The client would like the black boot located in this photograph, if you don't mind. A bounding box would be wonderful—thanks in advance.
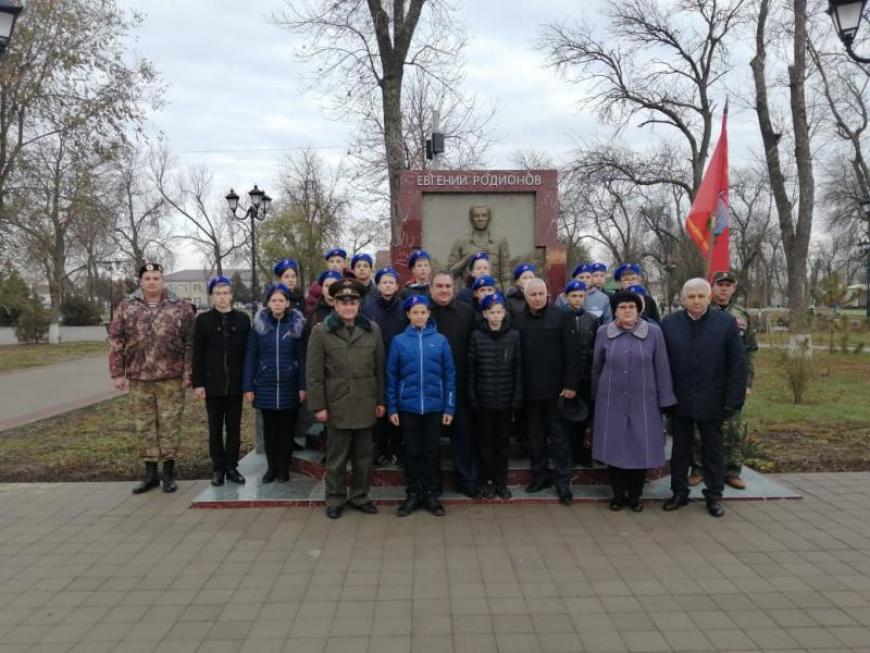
[132,462,159,495]
[162,460,177,493]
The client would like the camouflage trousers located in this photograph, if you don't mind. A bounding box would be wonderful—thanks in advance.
[691,410,744,477]
[129,378,185,463]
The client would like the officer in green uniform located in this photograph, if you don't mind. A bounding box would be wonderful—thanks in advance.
[689,270,757,489]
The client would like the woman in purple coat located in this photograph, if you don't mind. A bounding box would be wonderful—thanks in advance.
[591,291,676,512]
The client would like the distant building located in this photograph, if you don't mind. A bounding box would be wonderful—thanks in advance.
[164,269,252,308]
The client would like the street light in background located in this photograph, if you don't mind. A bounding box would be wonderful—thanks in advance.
[99,259,126,327]
[827,0,870,64]
[225,185,271,311]
[0,0,22,58]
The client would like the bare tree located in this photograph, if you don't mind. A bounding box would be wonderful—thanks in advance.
[728,166,777,306]
[750,0,815,339]
[150,145,245,276]
[538,0,747,202]
[273,0,466,247]
[109,144,174,270]
[258,148,350,288]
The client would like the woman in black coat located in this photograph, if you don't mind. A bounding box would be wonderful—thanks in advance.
[192,277,251,486]
[468,293,523,499]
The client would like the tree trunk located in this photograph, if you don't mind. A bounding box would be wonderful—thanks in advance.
[382,65,405,247]
[750,0,813,352]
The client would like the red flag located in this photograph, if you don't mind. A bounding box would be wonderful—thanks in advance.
[685,107,730,280]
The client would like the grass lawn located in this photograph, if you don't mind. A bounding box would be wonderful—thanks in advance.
[0,341,108,373]
[743,349,870,472]
[0,393,256,482]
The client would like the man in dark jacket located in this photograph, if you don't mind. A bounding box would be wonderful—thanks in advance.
[513,278,580,504]
[559,280,600,466]
[362,267,407,465]
[193,277,251,486]
[429,270,479,497]
[661,277,747,518]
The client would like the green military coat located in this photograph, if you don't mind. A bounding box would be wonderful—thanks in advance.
[717,302,759,388]
[306,312,385,430]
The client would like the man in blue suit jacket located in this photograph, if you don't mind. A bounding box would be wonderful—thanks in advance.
[661,278,746,518]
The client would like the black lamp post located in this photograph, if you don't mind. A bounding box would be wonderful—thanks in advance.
[828,0,870,64]
[226,185,271,311]
[0,0,22,58]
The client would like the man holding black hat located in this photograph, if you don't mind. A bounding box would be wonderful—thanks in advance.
[307,278,386,519]
[192,276,251,486]
[109,262,195,494]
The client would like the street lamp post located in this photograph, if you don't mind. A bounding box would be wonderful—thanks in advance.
[0,1,23,58]
[225,185,271,311]
[827,0,870,64]
[99,259,125,328]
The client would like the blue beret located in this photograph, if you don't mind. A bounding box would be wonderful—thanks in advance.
[480,292,506,311]
[590,262,608,273]
[467,251,490,269]
[513,263,536,280]
[402,294,431,311]
[207,276,232,295]
[351,253,373,268]
[273,258,298,277]
[614,263,642,280]
[571,263,592,278]
[565,280,587,294]
[626,284,648,296]
[324,248,348,261]
[374,267,398,284]
[318,269,344,286]
[407,249,431,269]
[264,282,291,300]
[471,275,497,291]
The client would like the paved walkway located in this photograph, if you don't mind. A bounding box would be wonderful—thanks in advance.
[0,356,121,432]
[1,473,869,652]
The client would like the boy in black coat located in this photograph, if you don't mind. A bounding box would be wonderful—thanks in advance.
[192,277,251,486]
[661,278,746,518]
[559,280,600,466]
[468,293,522,499]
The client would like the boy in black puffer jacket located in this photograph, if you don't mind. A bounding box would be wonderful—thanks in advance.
[559,280,600,466]
[468,293,523,499]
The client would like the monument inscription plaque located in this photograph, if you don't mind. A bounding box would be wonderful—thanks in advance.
[396,170,565,294]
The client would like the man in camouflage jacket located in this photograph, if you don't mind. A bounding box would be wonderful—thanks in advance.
[109,263,195,494]
[708,270,758,489]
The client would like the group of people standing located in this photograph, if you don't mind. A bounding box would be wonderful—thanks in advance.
[108,247,756,520]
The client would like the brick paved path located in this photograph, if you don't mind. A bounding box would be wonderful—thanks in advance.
[1,473,869,652]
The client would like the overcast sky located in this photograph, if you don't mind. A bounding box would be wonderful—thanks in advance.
[119,0,775,269]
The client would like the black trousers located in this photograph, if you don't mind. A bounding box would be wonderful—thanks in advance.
[526,398,571,488]
[671,416,725,500]
[475,408,512,487]
[401,412,442,497]
[206,395,243,471]
[261,409,299,476]
[375,415,403,460]
[607,466,647,502]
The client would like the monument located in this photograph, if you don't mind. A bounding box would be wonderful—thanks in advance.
[447,205,512,288]
[395,170,565,294]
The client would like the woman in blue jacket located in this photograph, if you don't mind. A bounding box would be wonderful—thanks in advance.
[242,283,306,483]
[387,295,456,517]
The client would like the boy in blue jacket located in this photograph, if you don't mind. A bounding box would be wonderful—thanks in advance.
[387,295,456,517]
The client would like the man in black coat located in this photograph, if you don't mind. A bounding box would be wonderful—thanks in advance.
[513,278,580,504]
[192,277,251,486]
[429,270,479,497]
[661,277,747,517]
